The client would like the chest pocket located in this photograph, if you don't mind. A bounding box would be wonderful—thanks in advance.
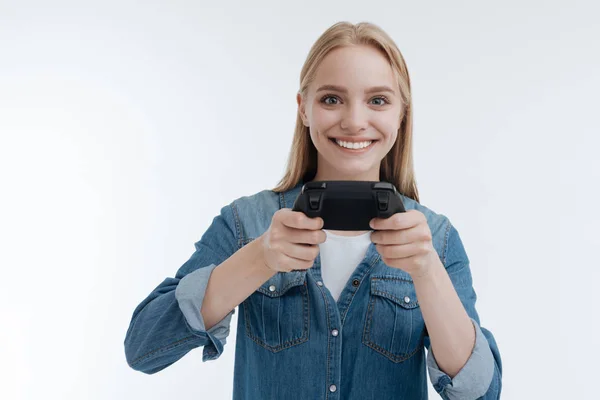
[362,275,426,363]
[242,269,310,352]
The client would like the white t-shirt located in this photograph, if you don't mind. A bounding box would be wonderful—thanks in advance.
[318,230,373,301]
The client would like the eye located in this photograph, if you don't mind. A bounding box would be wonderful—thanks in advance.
[320,95,340,105]
[319,94,390,106]
[370,96,389,106]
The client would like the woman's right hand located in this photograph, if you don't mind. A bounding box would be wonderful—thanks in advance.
[260,208,326,273]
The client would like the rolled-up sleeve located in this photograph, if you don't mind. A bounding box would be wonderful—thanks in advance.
[424,219,503,399]
[427,318,494,399]
[175,264,235,362]
[124,204,239,374]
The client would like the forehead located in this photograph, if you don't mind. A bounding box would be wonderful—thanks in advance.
[313,45,396,89]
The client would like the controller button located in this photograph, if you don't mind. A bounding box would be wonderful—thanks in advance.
[305,181,327,190]
[373,182,393,190]
[309,193,321,210]
[377,192,390,211]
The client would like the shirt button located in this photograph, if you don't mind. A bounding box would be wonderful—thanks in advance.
[352,279,360,287]
[331,329,339,337]
[404,296,411,303]
[316,281,323,286]
[269,285,276,292]
[329,384,337,392]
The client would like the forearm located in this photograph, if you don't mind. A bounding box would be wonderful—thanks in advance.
[201,236,276,330]
[412,258,475,378]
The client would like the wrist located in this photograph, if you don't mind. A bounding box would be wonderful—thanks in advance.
[252,235,277,278]
[411,254,444,282]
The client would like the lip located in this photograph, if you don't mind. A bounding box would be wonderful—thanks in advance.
[329,137,377,153]
[330,137,378,143]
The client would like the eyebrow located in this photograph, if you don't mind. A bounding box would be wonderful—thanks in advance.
[315,84,396,95]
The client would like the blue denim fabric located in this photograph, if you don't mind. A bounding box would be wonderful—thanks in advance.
[124,181,503,399]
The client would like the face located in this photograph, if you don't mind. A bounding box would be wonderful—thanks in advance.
[297,44,404,182]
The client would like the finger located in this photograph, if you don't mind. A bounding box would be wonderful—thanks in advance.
[371,227,423,245]
[376,242,415,259]
[281,242,320,262]
[377,241,429,259]
[285,226,327,245]
[371,210,420,231]
[371,229,402,245]
[281,210,324,231]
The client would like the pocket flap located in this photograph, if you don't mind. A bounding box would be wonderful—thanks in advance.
[370,275,419,309]
[258,270,307,297]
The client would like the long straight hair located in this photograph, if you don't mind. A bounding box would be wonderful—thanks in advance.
[272,21,419,203]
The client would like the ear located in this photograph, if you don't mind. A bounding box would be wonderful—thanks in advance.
[296,92,309,127]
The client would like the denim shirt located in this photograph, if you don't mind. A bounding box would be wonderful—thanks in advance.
[124,181,503,399]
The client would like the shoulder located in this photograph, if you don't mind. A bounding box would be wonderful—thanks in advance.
[400,194,449,231]
[227,188,283,241]
[229,181,303,216]
[230,188,281,214]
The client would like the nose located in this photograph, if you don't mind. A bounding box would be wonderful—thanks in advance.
[340,103,368,133]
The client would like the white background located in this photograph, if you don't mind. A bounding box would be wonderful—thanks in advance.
[1,1,599,399]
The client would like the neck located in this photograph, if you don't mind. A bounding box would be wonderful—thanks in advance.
[312,170,380,182]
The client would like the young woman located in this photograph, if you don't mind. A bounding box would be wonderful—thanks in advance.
[125,21,503,400]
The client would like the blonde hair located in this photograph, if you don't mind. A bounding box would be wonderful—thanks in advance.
[272,21,420,203]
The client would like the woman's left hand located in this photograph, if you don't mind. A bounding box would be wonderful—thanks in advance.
[370,210,442,278]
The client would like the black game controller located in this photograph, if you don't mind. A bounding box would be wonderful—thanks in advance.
[292,181,406,230]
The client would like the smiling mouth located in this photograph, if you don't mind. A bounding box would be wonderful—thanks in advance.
[329,137,377,150]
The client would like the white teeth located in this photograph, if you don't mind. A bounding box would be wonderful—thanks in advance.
[335,139,373,149]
